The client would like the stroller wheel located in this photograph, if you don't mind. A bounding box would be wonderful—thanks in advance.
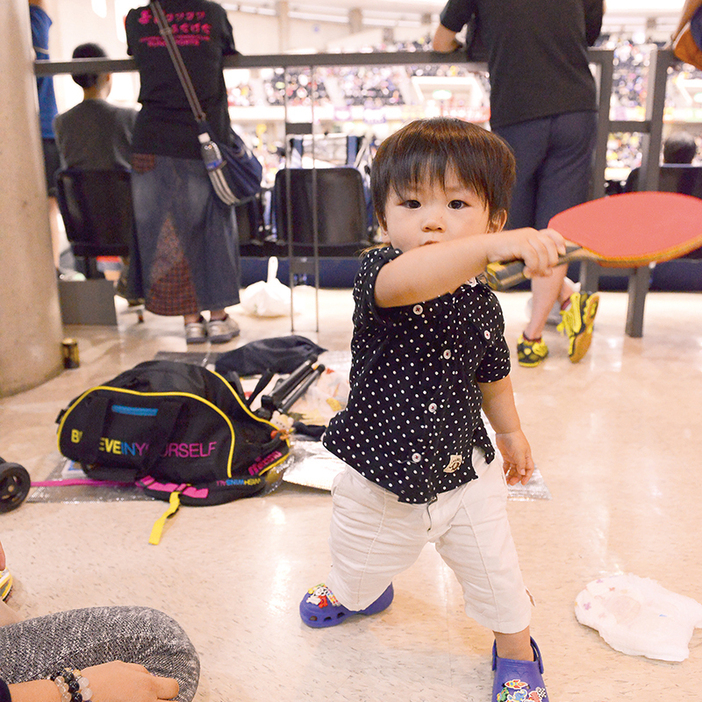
[0,460,31,513]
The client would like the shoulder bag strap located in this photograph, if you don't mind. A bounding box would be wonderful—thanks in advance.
[150,1,206,124]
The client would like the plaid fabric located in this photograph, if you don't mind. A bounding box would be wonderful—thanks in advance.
[147,215,200,316]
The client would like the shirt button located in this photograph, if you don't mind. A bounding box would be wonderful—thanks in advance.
[484,330,491,340]
[413,304,423,315]
[428,402,438,413]
[443,349,452,359]
[411,452,422,463]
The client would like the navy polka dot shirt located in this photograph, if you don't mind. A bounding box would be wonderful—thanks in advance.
[323,246,511,504]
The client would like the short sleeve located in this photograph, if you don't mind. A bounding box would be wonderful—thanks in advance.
[352,247,400,331]
[217,5,238,55]
[439,0,476,34]
[475,334,511,383]
[583,0,604,46]
[0,678,11,702]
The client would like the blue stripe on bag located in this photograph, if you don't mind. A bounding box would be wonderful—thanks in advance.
[112,405,159,416]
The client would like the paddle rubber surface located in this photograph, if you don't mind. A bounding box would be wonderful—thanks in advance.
[548,191,702,267]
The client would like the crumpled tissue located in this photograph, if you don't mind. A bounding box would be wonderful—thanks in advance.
[575,573,702,661]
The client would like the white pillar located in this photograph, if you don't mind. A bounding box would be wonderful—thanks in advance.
[277,1,290,53]
[349,8,363,35]
[0,0,63,397]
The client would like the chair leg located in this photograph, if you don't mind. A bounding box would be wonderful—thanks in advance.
[579,259,600,293]
[625,265,651,338]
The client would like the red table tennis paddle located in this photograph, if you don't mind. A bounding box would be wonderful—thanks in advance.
[485,191,702,290]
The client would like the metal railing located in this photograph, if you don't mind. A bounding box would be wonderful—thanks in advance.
[36,47,676,336]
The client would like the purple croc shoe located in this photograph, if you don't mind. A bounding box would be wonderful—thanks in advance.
[300,583,394,628]
[492,638,549,702]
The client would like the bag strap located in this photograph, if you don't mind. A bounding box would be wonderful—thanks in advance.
[150,1,206,124]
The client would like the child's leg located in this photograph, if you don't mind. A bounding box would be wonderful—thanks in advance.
[432,452,548,698]
[433,454,532,636]
[325,466,428,610]
[493,626,533,660]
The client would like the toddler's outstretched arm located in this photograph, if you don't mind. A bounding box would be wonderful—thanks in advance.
[375,228,565,308]
[479,377,535,486]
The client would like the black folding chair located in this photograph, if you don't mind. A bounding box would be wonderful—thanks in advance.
[55,169,134,277]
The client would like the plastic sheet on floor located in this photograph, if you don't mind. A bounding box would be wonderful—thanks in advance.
[26,459,151,503]
[282,439,552,501]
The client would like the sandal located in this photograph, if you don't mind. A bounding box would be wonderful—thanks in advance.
[185,316,207,344]
[300,583,394,628]
[492,638,548,701]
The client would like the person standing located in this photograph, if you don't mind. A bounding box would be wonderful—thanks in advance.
[28,0,63,272]
[125,0,242,344]
[433,0,604,367]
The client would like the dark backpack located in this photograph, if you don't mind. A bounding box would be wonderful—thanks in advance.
[56,361,289,507]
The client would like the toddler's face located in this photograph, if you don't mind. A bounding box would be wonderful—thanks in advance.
[381,170,499,253]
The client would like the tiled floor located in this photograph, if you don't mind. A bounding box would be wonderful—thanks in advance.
[1,285,701,701]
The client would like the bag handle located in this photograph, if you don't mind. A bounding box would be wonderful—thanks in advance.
[139,399,184,474]
[78,395,110,465]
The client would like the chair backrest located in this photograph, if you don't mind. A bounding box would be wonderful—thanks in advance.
[55,169,134,258]
[624,165,702,259]
[273,167,370,256]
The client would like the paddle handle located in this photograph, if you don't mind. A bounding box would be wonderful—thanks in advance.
[485,245,584,291]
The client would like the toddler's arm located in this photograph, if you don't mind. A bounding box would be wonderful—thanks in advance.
[479,376,535,486]
[375,228,565,308]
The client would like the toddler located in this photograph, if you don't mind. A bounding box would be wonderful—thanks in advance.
[300,117,565,701]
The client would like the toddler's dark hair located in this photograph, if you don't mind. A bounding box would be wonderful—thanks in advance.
[72,43,108,90]
[371,117,516,230]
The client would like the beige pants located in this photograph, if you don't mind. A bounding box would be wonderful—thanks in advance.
[326,448,532,634]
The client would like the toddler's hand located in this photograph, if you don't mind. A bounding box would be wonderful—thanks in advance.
[488,227,566,279]
[495,429,535,486]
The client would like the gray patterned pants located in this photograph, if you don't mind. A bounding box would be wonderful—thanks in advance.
[0,606,199,701]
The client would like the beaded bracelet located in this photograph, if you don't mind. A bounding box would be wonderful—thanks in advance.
[50,667,93,702]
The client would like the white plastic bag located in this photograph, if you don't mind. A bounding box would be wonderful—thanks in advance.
[240,257,290,317]
[575,573,702,661]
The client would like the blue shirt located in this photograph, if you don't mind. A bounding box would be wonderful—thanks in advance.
[30,4,58,139]
[323,246,511,504]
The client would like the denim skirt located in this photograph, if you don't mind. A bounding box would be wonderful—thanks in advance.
[130,154,240,316]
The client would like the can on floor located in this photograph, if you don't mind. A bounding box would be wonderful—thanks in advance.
[61,338,80,369]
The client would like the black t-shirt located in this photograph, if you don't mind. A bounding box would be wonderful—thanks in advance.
[323,247,511,504]
[439,0,602,129]
[126,0,237,159]
[0,679,10,702]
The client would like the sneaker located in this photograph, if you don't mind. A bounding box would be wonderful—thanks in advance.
[517,334,549,368]
[300,583,394,628]
[557,291,599,363]
[0,569,12,601]
[206,315,240,344]
[185,316,207,344]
